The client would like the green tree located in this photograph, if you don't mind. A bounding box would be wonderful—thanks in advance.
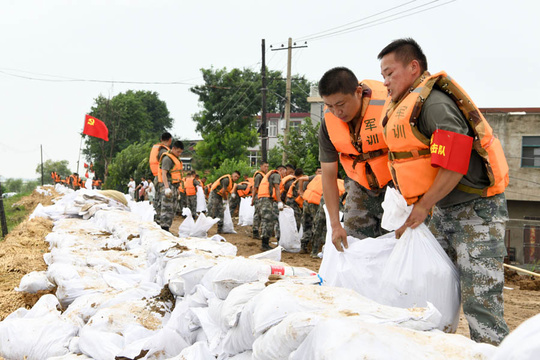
[2,178,23,193]
[35,159,71,184]
[272,117,321,175]
[83,90,173,182]
[206,158,254,184]
[106,141,154,192]
[190,67,314,171]
[22,180,39,193]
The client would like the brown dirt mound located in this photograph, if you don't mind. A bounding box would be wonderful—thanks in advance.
[505,267,540,291]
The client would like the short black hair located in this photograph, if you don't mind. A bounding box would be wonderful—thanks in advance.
[285,163,295,170]
[294,168,304,177]
[318,67,359,97]
[172,140,184,149]
[233,170,241,177]
[161,132,172,141]
[377,38,428,73]
[276,165,286,170]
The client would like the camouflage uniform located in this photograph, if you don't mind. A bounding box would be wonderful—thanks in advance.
[186,194,197,217]
[178,190,187,214]
[259,197,278,240]
[343,178,387,239]
[300,201,319,252]
[160,186,178,229]
[429,193,509,345]
[153,178,163,223]
[311,197,327,257]
[208,191,225,233]
[229,194,241,217]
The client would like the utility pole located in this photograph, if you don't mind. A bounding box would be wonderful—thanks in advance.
[40,144,44,186]
[261,39,268,163]
[271,38,308,164]
[0,181,8,237]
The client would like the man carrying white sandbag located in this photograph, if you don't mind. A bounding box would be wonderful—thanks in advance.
[318,67,392,249]
[377,38,510,345]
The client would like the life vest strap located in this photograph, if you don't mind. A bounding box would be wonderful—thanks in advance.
[347,149,388,169]
[388,148,431,161]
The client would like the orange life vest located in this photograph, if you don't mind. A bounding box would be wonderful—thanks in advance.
[286,178,303,208]
[210,174,234,197]
[237,178,254,198]
[337,178,346,197]
[149,143,170,176]
[325,80,392,190]
[158,152,183,184]
[302,174,323,205]
[258,170,280,201]
[382,71,509,205]
[279,175,296,201]
[184,177,197,196]
[178,179,185,194]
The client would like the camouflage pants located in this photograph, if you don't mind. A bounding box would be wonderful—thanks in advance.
[153,180,163,223]
[343,179,387,239]
[186,195,197,217]
[429,193,509,345]
[160,186,178,228]
[311,198,327,256]
[259,197,278,239]
[286,198,302,231]
[300,201,319,250]
[252,195,261,235]
[229,195,241,217]
[208,191,224,231]
[176,192,187,214]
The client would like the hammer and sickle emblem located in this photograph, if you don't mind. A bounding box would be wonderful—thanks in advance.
[87,118,95,126]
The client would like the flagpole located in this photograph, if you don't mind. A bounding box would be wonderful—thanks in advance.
[77,131,83,175]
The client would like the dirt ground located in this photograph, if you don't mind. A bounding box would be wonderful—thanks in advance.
[1,191,539,345]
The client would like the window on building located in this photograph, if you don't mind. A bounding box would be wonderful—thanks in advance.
[522,136,540,167]
[249,151,259,167]
[290,121,301,132]
[268,120,278,137]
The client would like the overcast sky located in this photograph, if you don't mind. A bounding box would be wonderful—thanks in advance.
[1,0,539,180]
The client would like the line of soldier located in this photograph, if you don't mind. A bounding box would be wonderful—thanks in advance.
[50,171,102,190]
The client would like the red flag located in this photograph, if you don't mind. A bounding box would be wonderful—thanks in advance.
[84,163,89,168]
[83,115,109,141]
[85,171,89,178]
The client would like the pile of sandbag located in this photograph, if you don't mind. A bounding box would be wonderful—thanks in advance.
[0,188,499,360]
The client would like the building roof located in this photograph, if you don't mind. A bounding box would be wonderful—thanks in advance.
[479,108,540,114]
[256,112,311,119]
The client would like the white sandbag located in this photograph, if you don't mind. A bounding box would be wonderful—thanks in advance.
[238,197,254,226]
[170,341,214,360]
[290,317,495,360]
[491,313,540,360]
[78,299,171,360]
[319,233,397,303]
[178,209,196,237]
[128,200,155,222]
[196,186,207,213]
[165,254,223,296]
[379,224,461,332]
[15,270,56,293]
[0,294,79,360]
[249,246,282,262]
[29,203,49,220]
[190,212,220,238]
[222,203,236,234]
[381,186,413,231]
[219,282,266,330]
[277,207,300,252]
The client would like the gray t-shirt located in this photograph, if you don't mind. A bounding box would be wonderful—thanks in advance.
[318,118,340,163]
[418,89,490,208]
[161,155,174,184]
[267,172,282,198]
[254,172,264,187]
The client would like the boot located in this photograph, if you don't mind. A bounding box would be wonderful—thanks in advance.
[260,237,273,251]
[217,226,224,234]
[299,242,308,254]
[161,226,170,232]
[252,229,260,239]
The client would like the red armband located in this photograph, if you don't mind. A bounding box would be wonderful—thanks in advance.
[430,129,473,175]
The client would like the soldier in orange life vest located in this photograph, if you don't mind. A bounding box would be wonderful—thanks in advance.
[258,165,286,250]
[208,171,241,234]
[285,168,305,230]
[251,162,269,240]
[158,140,184,232]
[378,38,510,345]
[298,168,323,254]
[149,132,172,223]
[318,67,392,251]
[184,171,201,217]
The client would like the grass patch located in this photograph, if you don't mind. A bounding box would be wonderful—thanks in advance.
[0,191,34,240]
